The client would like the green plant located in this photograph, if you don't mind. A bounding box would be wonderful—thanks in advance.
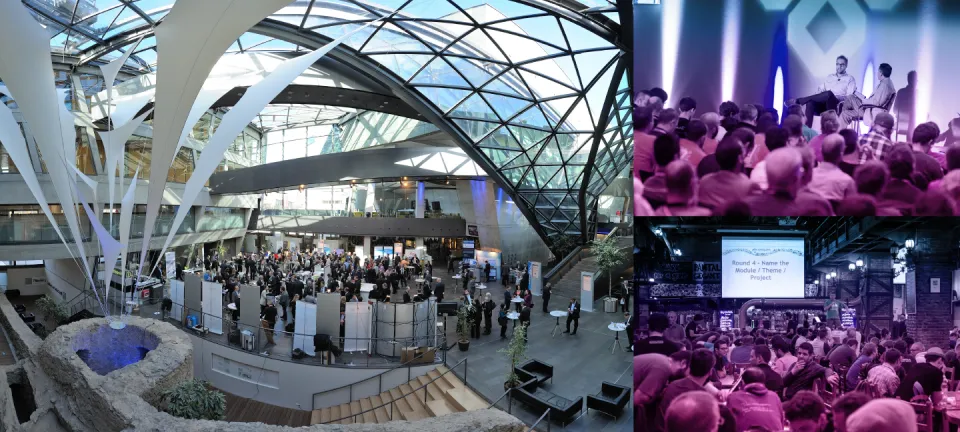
[497,324,527,387]
[456,304,473,343]
[162,379,226,421]
[549,235,577,261]
[36,295,69,324]
[591,235,626,297]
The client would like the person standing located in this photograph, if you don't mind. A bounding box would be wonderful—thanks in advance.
[823,292,846,328]
[563,297,580,335]
[498,303,509,339]
[261,303,277,346]
[482,293,495,335]
[470,298,482,339]
[260,288,268,314]
[519,304,531,343]
[277,286,290,322]
[541,282,552,313]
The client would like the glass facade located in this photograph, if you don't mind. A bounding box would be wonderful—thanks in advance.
[21,0,632,243]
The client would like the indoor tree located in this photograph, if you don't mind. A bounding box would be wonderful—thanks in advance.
[498,324,527,389]
[591,235,627,297]
[162,379,226,421]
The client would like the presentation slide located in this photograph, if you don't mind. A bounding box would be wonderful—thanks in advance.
[721,237,805,298]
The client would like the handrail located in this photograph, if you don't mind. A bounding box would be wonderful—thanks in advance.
[311,342,446,409]
[321,357,468,424]
[527,408,552,432]
[543,245,584,282]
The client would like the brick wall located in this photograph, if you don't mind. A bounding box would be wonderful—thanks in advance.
[905,230,955,349]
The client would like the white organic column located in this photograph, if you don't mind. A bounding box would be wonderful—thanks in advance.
[364,236,372,260]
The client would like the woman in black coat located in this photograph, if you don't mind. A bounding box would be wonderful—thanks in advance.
[471,298,483,339]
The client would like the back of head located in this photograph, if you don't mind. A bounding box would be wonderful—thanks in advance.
[821,133,845,163]
[648,312,669,332]
[783,114,804,137]
[719,101,740,118]
[741,335,755,345]
[635,104,656,131]
[719,200,752,217]
[687,119,708,142]
[649,87,669,104]
[836,194,877,216]
[786,104,804,118]
[947,145,960,172]
[690,348,717,378]
[665,160,697,201]
[716,135,745,171]
[833,391,873,420]
[753,344,772,363]
[731,128,755,149]
[894,340,908,352]
[861,342,877,357]
[884,348,901,364]
[659,108,680,127]
[943,171,960,202]
[913,190,957,216]
[784,391,825,424]
[885,144,915,179]
[741,367,766,385]
[854,161,889,196]
[913,123,938,146]
[846,399,918,432]
[665,391,720,432]
[874,112,895,131]
[678,97,697,113]
[756,113,777,134]
[700,112,720,138]
[765,148,803,193]
[739,104,758,123]
[654,133,680,167]
[839,129,859,155]
[765,127,789,152]
[821,110,840,134]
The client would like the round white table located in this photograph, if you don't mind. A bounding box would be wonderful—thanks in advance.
[506,312,520,333]
[227,303,237,311]
[550,310,568,337]
[452,275,462,279]
[608,322,628,353]
[511,296,524,312]
[415,278,426,284]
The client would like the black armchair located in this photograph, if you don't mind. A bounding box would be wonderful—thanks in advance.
[586,381,629,418]
[515,359,553,386]
[512,379,584,427]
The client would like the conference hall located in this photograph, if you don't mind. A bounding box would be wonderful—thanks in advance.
[634,216,960,432]
[0,1,634,431]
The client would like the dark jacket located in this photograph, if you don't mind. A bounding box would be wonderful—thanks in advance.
[568,301,581,319]
[757,363,784,393]
[726,383,784,432]
[783,361,833,400]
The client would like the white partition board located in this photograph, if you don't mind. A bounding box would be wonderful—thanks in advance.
[202,280,223,334]
[315,293,341,341]
[344,302,372,353]
[580,272,594,313]
[294,302,317,356]
[169,280,184,321]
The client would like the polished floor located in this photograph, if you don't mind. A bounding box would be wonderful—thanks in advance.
[446,297,633,432]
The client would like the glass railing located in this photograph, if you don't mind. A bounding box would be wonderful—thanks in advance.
[196,214,245,232]
[0,214,92,245]
[258,209,463,220]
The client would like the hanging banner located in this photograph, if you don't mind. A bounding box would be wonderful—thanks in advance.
[394,243,403,256]
[528,261,542,296]
[165,252,176,280]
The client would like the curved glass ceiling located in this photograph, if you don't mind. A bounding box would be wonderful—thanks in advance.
[27,0,631,242]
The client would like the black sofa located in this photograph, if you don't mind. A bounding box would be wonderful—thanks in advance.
[515,359,553,386]
[512,378,583,426]
[586,381,629,417]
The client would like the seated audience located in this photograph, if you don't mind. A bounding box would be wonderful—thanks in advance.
[742,148,833,216]
[846,342,877,390]
[701,112,721,153]
[894,346,945,402]
[749,127,789,190]
[856,112,895,162]
[807,133,857,203]
[845,398,918,432]
[751,345,783,392]
[879,144,922,210]
[853,161,902,215]
[675,97,697,139]
[831,391,872,432]
[643,132,681,209]
[634,350,691,431]
[783,342,839,400]
[664,391,721,432]
[698,136,760,211]
[679,119,708,167]
[838,128,861,176]
[655,348,716,431]
[725,367,784,432]
[783,390,827,432]
[654,160,712,216]
[864,348,901,397]
[807,110,839,162]
[911,122,945,183]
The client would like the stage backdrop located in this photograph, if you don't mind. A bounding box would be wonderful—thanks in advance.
[634,0,960,129]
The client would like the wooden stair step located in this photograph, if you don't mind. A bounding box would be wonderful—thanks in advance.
[310,409,323,425]
[329,405,341,424]
[444,387,488,411]
[320,407,332,424]
[426,399,459,417]
[370,395,391,423]
[388,388,412,413]
[419,375,447,401]
[400,408,428,421]
[340,402,353,424]
[359,398,376,424]
[399,383,430,417]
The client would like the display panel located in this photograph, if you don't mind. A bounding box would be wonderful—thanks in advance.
[721,237,805,298]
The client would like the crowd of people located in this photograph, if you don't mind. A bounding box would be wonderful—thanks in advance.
[633,87,960,216]
[635,309,957,432]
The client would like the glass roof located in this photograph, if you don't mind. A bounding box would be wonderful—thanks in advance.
[240,104,356,131]
[27,0,630,243]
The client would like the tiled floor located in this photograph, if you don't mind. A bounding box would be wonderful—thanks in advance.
[446,297,633,431]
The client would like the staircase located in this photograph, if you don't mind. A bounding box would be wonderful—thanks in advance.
[551,237,632,302]
[309,365,486,425]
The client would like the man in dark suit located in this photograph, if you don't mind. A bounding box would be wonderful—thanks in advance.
[563,297,581,335]
[433,281,445,303]
[402,287,412,303]
[519,305,531,343]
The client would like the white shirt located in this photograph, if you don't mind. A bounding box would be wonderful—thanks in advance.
[806,162,857,201]
[818,73,857,99]
[750,160,769,190]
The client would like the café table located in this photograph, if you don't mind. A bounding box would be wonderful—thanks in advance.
[936,391,960,432]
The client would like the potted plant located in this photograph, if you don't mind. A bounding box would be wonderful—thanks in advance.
[592,235,626,299]
[36,295,70,325]
[498,324,527,390]
[456,304,473,351]
[162,378,226,421]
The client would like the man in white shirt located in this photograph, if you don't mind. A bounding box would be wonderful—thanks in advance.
[805,134,857,202]
[786,55,857,128]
